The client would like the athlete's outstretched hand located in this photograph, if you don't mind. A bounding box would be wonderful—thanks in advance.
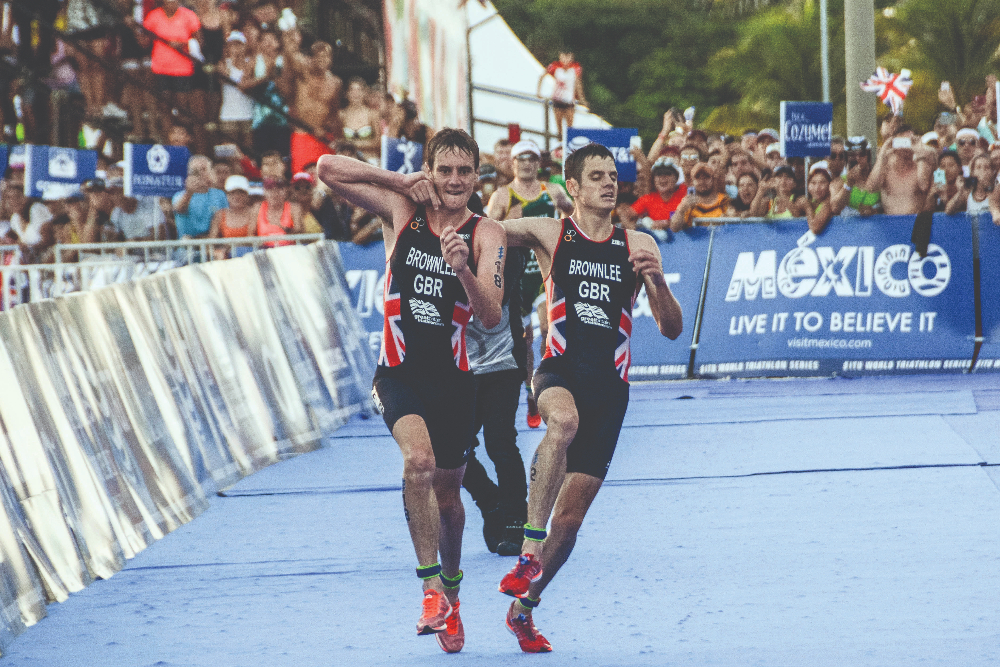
[404,172,442,210]
[441,226,470,274]
[630,247,666,285]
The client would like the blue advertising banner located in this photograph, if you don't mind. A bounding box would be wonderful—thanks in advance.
[565,128,640,182]
[973,213,1000,372]
[123,143,190,197]
[23,145,98,198]
[694,215,976,378]
[381,137,423,174]
[629,227,712,380]
[780,102,833,158]
[338,242,387,360]
[0,145,8,180]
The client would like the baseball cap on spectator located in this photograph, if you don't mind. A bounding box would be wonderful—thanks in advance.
[292,172,314,186]
[225,175,251,193]
[511,140,541,159]
[921,131,940,146]
[227,31,247,44]
[956,128,979,143]
[765,143,781,156]
[773,165,795,179]
[808,161,832,180]
[758,128,779,143]
[651,157,680,179]
[42,183,77,201]
[846,136,869,152]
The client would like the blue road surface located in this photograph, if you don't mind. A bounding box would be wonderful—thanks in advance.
[4,374,1000,666]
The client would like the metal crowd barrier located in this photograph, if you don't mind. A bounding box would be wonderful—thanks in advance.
[1,261,140,311]
[52,235,325,264]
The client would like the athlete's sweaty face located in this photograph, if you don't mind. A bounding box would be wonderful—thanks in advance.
[427,148,477,211]
[568,155,618,213]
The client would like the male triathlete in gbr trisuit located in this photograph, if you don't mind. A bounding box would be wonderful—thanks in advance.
[317,130,506,654]
[497,143,683,652]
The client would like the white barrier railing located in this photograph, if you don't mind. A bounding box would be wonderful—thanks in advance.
[52,234,325,264]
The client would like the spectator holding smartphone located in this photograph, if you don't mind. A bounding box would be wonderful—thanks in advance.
[173,155,228,239]
[751,165,803,218]
[955,128,981,175]
[926,150,962,212]
[946,154,996,215]
[838,136,881,217]
[867,125,936,215]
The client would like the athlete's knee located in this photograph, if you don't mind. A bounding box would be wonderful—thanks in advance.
[402,449,436,480]
[544,408,578,444]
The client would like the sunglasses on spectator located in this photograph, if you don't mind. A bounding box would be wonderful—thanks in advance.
[680,154,699,161]
[830,151,846,158]
[958,139,977,146]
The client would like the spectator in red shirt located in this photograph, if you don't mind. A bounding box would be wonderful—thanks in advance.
[626,158,685,230]
[129,0,206,150]
[537,51,587,137]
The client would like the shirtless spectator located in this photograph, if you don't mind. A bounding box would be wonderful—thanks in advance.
[671,163,729,231]
[282,29,342,173]
[866,126,935,215]
[340,78,381,161]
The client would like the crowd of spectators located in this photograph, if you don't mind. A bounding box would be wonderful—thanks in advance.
[2,0,1000,269]
[0,0,439,265]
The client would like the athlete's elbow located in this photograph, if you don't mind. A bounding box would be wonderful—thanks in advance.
[658,311,683,340]
[316,154,353,187]
[478,309,501,330]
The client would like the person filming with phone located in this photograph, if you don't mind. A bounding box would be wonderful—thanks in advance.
[866,125,936,215]
[945,154,998,216]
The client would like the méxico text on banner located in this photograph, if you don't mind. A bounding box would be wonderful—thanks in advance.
[693,215,976,377]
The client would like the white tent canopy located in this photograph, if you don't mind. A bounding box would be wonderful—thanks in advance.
[465,1,610,155]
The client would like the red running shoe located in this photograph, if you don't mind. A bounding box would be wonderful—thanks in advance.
[506,601,552,653]
[416,589,451,635]
[526,412,542,428]
[435,598,464,653]
[499,553,542,598]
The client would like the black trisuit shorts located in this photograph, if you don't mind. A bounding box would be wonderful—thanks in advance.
[532,355,630,480]
[372,366,477,470]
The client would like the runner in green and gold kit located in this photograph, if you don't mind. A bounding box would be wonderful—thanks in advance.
[487,139,574,427]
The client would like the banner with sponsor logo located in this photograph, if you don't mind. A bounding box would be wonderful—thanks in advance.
[123,143,190,198]
[23,145,98,199]
[695,215,976,378]
[629,227,712,380]
[973,213,1000,372]
[780,102,833,158]
[381,136,424,174]
[565,128,640,182]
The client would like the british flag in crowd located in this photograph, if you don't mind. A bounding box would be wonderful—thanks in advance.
[615,308,633,380]
[542,279,567,358]
[451,301,473,370]
[379,268,405,367]
[861,67,913,115]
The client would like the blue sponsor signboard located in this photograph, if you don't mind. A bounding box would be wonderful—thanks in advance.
[973,213,1000,372]
[780,102,833,158]
[628,227,711,380]
[381,137,424,174]
[124,143,190,197]
[23,145,98,198]
[339,241,388,360]
[694,215,976,377]
[565,128,640,182]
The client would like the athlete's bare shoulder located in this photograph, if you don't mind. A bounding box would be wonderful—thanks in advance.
[501,216,562,254]
[624,228,660,254]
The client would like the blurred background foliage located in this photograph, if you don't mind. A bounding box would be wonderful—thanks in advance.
[491,0,1000,144]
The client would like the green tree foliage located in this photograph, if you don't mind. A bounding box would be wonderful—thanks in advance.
[491,0,1000,142]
